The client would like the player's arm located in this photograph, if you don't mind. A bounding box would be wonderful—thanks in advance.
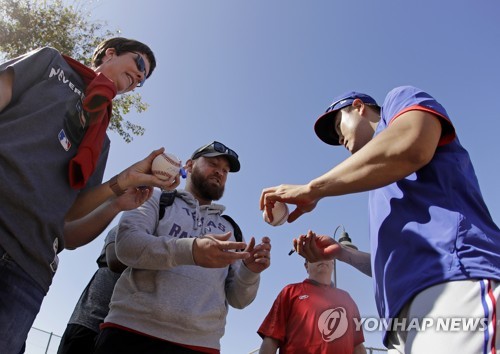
[63,186,153,249]
[0,68,13,112]
[65,149,176,221]
[308,110,442,198]
[354,343,367,354]
[295,230,372,276]
[63,150,180,248]
[337,244,372,277]
[259,337,279,354]
[261,110,442,221]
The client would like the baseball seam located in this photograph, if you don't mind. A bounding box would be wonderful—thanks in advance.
[152,170,174,179]
[162,154,181,167]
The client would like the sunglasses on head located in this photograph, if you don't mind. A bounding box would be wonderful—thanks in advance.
[194,141,239,159]
[211,141,238,158]
[131,52,147,87]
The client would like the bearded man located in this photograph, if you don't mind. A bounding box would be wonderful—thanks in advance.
[93,141,272,354]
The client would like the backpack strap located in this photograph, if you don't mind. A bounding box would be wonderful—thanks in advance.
[159,190,177,220]
[221,214,243,243]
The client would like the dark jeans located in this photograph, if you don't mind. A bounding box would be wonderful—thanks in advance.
[0,247,46,354]
[57,324,98,354]
[93,327,209,354]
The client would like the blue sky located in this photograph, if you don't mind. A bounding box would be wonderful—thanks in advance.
[31,1,500,352]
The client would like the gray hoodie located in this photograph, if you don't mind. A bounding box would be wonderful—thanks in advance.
[104,189,260,350]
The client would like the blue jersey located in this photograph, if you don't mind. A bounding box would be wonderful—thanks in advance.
[369,86,500,323]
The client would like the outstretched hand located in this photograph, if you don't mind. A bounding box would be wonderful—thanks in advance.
[116,148,181,192]
[113,186,154,211]
[243,236,271,273]
[193,232,250,268]
[260,184,319,223]
[293,230,341,263]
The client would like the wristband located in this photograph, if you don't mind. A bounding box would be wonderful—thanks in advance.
[109,175,125,196]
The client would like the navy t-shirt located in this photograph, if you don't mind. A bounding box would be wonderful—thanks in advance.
[0,47,109,292]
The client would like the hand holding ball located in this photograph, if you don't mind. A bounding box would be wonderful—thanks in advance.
[152,152,182,181]
[263,201,289,226]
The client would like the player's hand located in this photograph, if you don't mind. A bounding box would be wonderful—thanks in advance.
[113,186,153,211]
[193,232,250,268]
[293,230,341,262]
[260,184,319,223]
[115,148,180,192]
[243,236,271,273]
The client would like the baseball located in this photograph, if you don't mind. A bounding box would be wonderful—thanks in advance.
[151,152,182,181]
[263,201,289,226]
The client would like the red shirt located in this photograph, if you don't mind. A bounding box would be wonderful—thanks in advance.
[258,280,364,354]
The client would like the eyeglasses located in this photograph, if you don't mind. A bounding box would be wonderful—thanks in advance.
[132,52,147,87]
[193,141,239,159]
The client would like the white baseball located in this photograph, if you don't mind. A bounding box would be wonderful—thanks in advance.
[263,201,289,226]
[151,152,182,181]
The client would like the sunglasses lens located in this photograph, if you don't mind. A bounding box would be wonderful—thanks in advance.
[213,142,238,158]
[213,142,225,153]
[135,54,146,87]
[136,56,145,72]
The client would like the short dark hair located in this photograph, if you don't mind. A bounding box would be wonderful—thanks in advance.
[92,37,156,78]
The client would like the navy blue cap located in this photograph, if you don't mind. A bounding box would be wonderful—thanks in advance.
[314,91,379,145]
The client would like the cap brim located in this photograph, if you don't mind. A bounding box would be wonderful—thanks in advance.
[199,152,241,172]
[314,111,341,146]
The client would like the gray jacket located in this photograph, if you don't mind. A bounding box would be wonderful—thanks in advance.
[105,189,260,350]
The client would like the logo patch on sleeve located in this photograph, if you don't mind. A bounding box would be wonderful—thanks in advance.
[58,129,72,151]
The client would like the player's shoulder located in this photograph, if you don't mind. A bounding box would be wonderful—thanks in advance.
[104,225,119,244]
[383,85,421,106]
[383,85,450,122]
[332,286,352,297]
[37,46,60,55]
[27,46,61,60]
[282,281,310,293]
[383,86,434,120]
[2,46,61,70]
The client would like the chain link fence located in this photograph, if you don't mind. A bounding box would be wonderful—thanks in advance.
[25,327,61,354]
[26,326,387,354]
[366,348,389,354]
